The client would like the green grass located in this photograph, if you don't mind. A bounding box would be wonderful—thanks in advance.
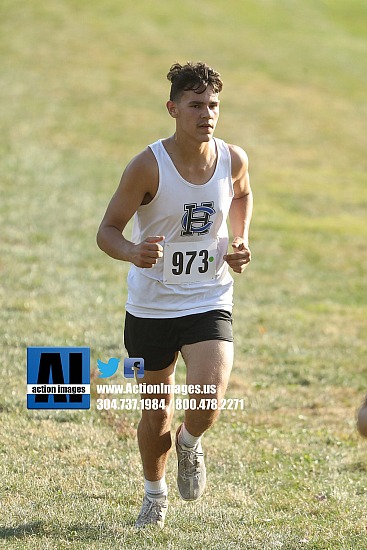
[1,0,367,548]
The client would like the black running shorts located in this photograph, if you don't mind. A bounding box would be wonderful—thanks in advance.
[124,309,233,371]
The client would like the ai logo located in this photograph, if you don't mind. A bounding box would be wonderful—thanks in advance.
[181,201,216,236]
[27,347,90,409]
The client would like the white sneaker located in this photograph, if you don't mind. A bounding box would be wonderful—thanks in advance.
[176,426,206,501]
[135,495,168,529]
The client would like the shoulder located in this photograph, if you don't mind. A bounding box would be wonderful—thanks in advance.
[124,146,158,180]
[226,143,249,181]
[119,146,159,199]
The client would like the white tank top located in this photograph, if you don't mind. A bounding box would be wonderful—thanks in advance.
[125,138,234,318]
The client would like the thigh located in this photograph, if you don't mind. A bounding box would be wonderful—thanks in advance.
[181,340,234,397]
[137,356,177,390]
[137,354,178,421]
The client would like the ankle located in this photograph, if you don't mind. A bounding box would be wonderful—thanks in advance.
[178,423,201,448]
[144,476,168,500]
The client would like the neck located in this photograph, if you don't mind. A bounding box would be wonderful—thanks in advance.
[170,133,215,163]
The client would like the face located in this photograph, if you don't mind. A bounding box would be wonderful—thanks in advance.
[167,86,220,143]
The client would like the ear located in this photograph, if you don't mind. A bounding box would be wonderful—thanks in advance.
[166,100,178,118]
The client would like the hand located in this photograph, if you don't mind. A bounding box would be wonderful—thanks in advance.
[131,236,164,268]
[223,237,251,274]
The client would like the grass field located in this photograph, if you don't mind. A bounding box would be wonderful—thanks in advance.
[1,0,367,548]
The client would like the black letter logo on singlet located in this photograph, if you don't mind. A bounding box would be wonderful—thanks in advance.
[181,202,216,236]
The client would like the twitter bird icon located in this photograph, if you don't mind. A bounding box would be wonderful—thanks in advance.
[97,358,120,378]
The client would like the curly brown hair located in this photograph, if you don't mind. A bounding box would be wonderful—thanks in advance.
[167,61,223,101]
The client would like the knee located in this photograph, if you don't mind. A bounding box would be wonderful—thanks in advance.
[140,395,174,434]
[201,381,227,404]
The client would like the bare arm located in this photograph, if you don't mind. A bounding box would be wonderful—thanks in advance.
[224,145,253,274]
[96,149,164,268]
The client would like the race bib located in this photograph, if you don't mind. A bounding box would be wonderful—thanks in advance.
[163,240,217,284]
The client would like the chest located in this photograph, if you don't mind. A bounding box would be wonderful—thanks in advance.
[172,158,217,185]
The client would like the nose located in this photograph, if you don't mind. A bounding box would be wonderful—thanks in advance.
[201,106,212,118]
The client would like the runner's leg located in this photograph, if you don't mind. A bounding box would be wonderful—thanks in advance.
[136,354,178,481]
[181,340,233,436]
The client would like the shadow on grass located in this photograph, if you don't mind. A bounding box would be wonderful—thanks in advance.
[0,520,133,541]
[0,521,42,539]
[0,522,43,539]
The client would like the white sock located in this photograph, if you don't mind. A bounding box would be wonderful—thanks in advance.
[178,423,201,448]
[144,477,168,501]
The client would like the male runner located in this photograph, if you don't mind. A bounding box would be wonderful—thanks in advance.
[97,61,253,528]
